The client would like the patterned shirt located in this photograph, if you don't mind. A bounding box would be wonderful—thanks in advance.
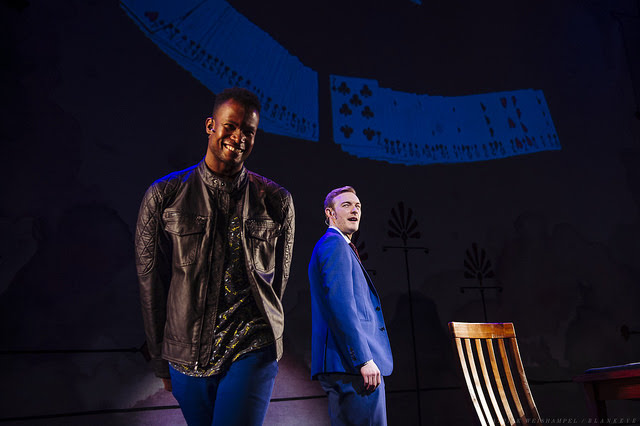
[171,175,273,377]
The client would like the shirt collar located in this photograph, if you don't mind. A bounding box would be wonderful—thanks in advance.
[329,225,351,244]
[197,160,248,193]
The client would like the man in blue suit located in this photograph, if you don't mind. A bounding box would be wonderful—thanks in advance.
[309,186,393,425]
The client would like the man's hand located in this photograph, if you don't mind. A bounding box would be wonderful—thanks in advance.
[360,360,381,391]
[162,378,172,392]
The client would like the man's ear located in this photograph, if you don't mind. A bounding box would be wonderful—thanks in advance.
[325,208,333,220]
[205,117,215,134]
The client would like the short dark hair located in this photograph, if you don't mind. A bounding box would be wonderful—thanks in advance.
[212,87,261,118]
[324,186,356,210]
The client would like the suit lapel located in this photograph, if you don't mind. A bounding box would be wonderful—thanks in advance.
[347,239,380,300]
[325,228,380,299]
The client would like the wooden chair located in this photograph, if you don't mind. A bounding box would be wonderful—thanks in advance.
[449,322,541,425]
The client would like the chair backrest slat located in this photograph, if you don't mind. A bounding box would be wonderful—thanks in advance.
[449,322,539,426]
[486,338,516,425]
[497,338,527,424]
[476,339,506,426]
[455,337,488,426]
[465,338,496,426]
[508,338,541,422]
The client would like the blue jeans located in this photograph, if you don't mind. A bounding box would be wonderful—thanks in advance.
[169,345,278,426]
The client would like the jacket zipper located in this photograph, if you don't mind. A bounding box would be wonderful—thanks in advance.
[194,210,217,372]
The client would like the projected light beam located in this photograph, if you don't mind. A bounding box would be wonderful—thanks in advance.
[121,0,561,165]
[331,75,560,165]
[121,0,319,141]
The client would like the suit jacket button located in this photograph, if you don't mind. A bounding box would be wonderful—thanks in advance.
[379,326,385,331]
[375,306,381,311]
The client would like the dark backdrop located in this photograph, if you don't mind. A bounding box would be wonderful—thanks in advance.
[1,1,639,424]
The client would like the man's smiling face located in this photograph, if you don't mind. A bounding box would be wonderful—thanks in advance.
[205,98,259,176]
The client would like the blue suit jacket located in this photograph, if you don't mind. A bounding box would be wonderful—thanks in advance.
[308,228,393,378]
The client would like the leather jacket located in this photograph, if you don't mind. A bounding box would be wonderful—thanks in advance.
[135,161,295,378]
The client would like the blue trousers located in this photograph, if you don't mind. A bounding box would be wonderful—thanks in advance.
[317,373,387,426]
[169,345,278,426]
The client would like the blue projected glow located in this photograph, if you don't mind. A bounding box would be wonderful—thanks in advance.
[121,0,561,165]
[331,75,560,165]
[121,0,319,141]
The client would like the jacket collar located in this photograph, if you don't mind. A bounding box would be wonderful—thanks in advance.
[328,226,351,243]
[197,160,248,194]
[326,227,341,236]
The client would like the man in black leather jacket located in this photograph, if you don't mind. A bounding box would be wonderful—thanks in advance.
[135,87,294,425]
